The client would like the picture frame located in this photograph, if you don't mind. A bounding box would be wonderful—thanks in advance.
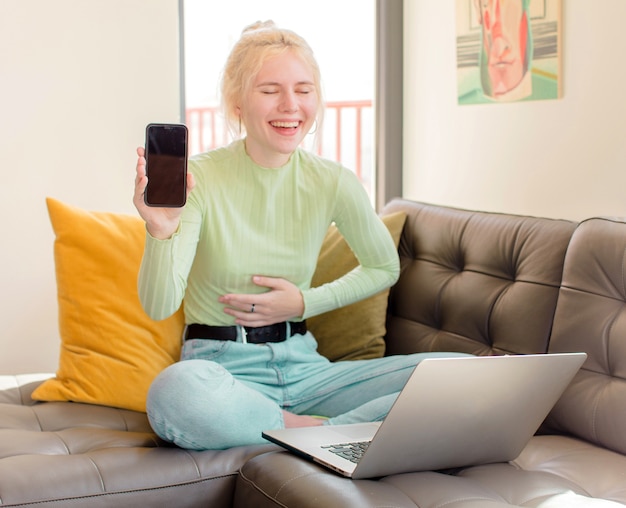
[456,0,562,105]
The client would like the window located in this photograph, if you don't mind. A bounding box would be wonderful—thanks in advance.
[181,0,376,201]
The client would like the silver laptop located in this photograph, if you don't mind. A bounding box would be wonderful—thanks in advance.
[262,352,586,479]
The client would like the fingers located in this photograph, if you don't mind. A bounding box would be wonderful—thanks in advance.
[135,147,146,178]
[133,148,148,209]
[218,277,286,309]
[219,295,258,315]
[134,147,147,187]
[219,276,304,326]
[186,171,196,197]
[131,147,187,240]
[220,299,265,327]
[218,291,270,327]
[251,275,286,290]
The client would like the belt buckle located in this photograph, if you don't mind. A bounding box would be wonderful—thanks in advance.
[240,323,291,344]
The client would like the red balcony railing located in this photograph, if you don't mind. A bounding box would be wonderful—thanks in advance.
[186,100,373,184]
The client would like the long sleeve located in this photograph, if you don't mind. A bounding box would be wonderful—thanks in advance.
[136,141,398,325]
[300,169,399,319]
[137,213,201,320]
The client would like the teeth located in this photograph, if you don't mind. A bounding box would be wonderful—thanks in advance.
[271,121,299,128]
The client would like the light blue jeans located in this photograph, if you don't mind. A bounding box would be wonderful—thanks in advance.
[146,329,468,450]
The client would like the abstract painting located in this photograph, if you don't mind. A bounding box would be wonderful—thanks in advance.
[456,0,562,105]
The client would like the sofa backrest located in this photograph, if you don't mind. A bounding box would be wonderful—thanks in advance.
[382,199,577,356]
[544,217,626,455]
[0,374,53,406]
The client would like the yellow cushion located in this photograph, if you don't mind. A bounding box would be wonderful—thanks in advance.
[32,199,185,412]
[308,211,406,361]
[32,199,405,411]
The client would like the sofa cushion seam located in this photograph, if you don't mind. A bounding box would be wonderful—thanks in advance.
[0,474,239,506]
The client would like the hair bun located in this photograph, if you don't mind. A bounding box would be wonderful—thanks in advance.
[242,20,276,35]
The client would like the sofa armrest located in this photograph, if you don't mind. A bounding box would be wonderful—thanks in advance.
[0,374,54,406]
[235,451,418,508]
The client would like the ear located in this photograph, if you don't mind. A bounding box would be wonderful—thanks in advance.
[235,106,244,135]
[235,105,244,124]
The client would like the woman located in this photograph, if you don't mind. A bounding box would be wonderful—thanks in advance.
[134,21,463,450]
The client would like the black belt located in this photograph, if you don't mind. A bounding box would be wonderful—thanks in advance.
[184,321,307,344]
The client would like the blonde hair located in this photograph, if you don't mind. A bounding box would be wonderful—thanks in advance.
[220,21,324,137]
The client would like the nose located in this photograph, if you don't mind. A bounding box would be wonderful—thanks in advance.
[280,91,298,112]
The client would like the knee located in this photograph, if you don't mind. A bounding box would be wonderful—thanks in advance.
[146,360,232,445]
[147,359,230,411]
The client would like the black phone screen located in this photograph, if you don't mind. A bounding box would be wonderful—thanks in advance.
[144,123,188,207]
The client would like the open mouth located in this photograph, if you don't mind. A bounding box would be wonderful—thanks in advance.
[270,121,300,129]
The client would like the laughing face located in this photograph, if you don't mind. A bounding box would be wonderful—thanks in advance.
[474,0,531,99]
[238,50,319,168]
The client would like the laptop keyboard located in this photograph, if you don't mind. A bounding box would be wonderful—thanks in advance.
[322,441,371,463]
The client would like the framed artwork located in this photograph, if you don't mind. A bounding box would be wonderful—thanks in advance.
[456,0,562,105]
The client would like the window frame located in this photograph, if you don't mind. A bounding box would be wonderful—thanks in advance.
[375,0,403,210]
[177,0,403,211]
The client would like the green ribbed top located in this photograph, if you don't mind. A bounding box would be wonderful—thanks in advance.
[138,140,399,325]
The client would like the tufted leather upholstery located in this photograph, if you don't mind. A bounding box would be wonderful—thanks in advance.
[0,375,274,507]
[3,199,626,507]
[381,200,578,356]
[234,200,626,507]
[545,217,626,456]
[235,442,626,507]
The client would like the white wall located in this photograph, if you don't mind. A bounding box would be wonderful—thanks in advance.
[403,0,626,221]
[0,0,181,374]
[4,0,624,374]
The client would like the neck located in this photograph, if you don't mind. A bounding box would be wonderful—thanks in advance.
[243,139,292,168]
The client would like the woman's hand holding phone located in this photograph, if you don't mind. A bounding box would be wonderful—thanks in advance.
[133,146,195,240]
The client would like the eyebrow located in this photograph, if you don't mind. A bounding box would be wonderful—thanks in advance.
[255,81,315,87]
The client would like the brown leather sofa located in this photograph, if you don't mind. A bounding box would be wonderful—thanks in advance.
[2,198,626,507]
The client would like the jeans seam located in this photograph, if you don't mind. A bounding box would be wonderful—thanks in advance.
[283,363,416,408]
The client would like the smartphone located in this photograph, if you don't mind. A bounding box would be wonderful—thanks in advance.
[144,123,188,207]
